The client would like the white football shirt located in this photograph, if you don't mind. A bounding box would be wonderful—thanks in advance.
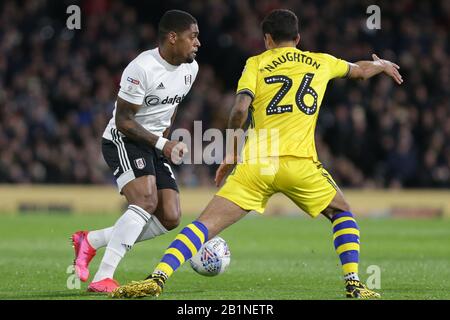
[103,48,199,141]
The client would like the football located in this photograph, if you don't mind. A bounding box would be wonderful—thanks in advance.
[189,236,231,276]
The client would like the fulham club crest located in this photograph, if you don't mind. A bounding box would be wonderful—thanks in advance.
[184,74,192,85]
[134,158,146,170]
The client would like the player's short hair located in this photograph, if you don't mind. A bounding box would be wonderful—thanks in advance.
[158,10,197,43]
[261,9,299,43]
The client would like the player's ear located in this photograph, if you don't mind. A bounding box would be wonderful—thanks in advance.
[264,34,273,49]
[167,31,177,45]
[294,34,300,47]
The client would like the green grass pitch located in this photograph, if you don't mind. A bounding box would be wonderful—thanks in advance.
[0,213,449,300]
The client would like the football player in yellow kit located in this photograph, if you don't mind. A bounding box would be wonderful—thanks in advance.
[112,9,402,299]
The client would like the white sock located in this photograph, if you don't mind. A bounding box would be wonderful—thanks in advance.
[87,215,168,251]
[92,205,150,282]
[344,272,360,281]
[87,227,114,250]
[136,215,168,242]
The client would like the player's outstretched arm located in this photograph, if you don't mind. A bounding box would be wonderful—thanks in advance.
[348,54,403,84]
[215,93,252,186]
[115,97,187,163]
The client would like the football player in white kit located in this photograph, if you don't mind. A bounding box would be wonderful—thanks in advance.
[70,10,200,293]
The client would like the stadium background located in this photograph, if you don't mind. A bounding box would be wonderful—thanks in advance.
[0,0,449,300]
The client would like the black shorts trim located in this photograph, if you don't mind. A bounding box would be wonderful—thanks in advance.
[110,128,132,172]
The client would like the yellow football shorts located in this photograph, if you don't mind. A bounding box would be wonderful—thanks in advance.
[216,156,338,217]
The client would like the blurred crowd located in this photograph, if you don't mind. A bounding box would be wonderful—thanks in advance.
[0,0,448,188]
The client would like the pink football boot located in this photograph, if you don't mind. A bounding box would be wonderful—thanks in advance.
[87,278,120,293]
[71,231,97,282]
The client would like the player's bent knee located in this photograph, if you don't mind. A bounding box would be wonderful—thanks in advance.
[132,192,159,214]
[160,207,181,230]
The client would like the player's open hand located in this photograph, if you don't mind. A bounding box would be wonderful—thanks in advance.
[163,140,188,165]
[372,54,403,85]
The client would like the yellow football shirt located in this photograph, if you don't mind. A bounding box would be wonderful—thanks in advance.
[236,47,349,162]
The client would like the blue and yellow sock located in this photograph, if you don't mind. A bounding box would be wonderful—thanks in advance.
[153,221,208,278]
[331,211,360,281]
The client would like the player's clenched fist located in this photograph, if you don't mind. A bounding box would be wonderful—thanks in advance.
[163,140,188,165]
